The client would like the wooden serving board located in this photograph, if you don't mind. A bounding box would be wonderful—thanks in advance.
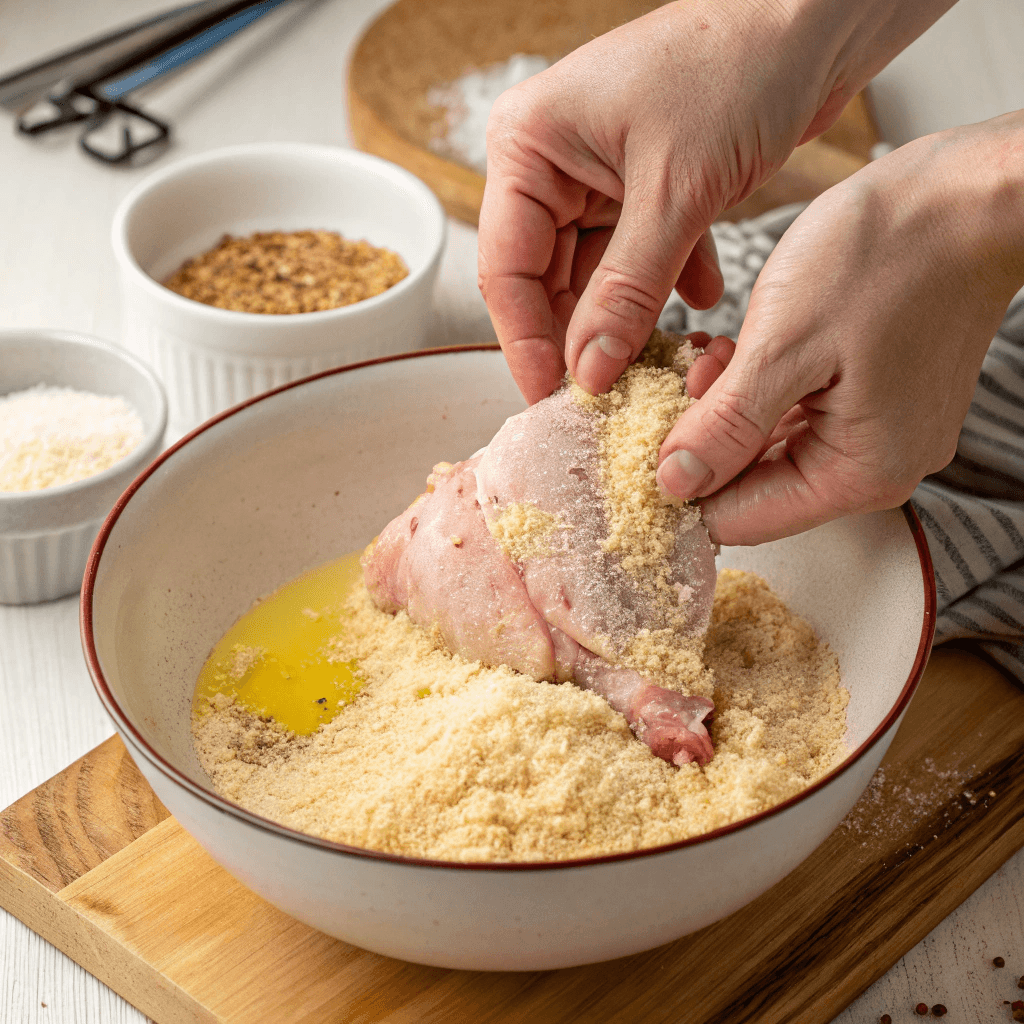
[2,649,1024,1024]
[347,0,880,224]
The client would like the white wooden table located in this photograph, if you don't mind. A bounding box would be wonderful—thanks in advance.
[1,2,1021,1022]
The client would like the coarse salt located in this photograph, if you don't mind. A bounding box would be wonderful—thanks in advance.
[428,54,550,174]
[0,384,144,492]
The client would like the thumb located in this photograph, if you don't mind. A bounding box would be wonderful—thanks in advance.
[566,189,721,395]
[656,337,828,503]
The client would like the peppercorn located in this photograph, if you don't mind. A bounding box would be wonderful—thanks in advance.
[880,1016,892,1024]
[1019,976,1024,990]
[1013,1000,1024,1023]
[915,1005,929,1016]
[931,1006,946,1018]
[995,956,1006,968]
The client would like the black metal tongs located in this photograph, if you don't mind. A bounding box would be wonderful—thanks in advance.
[0,0,294,165]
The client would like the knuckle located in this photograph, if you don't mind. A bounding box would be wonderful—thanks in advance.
[592,266,664,321]
[485,88,520,132]
[698,389,769,454]
[885,483,919,509]
[486,82,540,142]
[476,252,490,293]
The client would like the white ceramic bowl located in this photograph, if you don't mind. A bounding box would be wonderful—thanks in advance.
[82,348,934,970]
[0,330,166,604]
[112,143,447,430]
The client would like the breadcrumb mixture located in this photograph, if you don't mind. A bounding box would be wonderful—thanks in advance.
[226,643,264,678]
[575,332,713,689]
[164,230,408,314]
[489,502,564,561]
[193,569,847,862]
[574,332,702,578]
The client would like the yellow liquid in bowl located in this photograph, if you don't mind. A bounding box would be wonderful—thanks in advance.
[193,552,364,735]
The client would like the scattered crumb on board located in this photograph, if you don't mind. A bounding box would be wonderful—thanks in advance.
[839,758,977,851]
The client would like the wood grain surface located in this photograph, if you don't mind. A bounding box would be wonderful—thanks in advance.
[347,0,879,225]
[2,648,1023,1024]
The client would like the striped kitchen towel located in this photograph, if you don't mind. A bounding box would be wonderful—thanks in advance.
[660,204,1024,684]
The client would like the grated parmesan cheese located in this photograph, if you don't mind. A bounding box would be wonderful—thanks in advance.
[0,385,144,492]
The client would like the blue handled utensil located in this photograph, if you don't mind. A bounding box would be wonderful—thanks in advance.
[0,0,276,112]
[94,0,293,102]
[7,0,295,165]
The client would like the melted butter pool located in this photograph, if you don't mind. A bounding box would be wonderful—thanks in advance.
[193,551,364,735]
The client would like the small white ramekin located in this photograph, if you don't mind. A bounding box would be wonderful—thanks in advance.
[111,143,447,430]
[0,330,167,604]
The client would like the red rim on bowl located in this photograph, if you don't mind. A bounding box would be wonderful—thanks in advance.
[80,345,938,872]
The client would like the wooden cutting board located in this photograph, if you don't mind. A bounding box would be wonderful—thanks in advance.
[347,0,879,224]
[2,648,1024,1024]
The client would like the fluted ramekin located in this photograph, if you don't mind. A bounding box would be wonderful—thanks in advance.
[111,143,447,431]
[0,330,166,604]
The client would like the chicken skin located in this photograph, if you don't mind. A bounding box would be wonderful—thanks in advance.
[363,384,717,767]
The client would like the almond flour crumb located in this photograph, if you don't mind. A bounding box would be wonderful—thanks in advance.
[226,644,264,679]
[488,502,564,561]
[164,230,408,315]
[572,333,702,580]
[570,330,713,687]
[626,629,708,696]
[192,330,847,861]
[192,569,847,862]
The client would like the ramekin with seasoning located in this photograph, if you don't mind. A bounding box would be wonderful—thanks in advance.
[111,143,447,431]
[0,330,166,604]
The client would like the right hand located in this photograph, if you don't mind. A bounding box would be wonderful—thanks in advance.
[477,0,952,405]
[660,113,1024,546]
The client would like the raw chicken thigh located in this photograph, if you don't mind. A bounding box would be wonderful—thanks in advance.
[363,379,718,767]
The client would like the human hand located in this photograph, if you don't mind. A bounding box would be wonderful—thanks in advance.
[657,114,1024,546]
[477,1,835,404]
[477,0,956,405]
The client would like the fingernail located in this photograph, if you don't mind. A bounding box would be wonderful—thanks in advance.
[574,335,632,393]
[593,335,632,359]
[656,449,713,501]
